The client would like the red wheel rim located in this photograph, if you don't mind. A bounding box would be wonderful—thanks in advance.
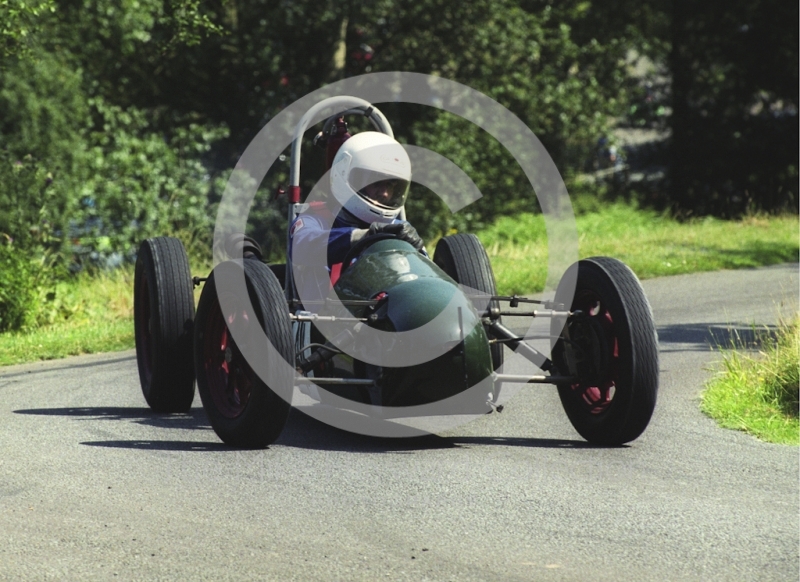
[570,289,619,415]
[203,296,258,419]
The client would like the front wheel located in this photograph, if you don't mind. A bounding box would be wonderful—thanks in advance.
[551,257,658,445]
[194,260,294,448]
[434,234,503,373]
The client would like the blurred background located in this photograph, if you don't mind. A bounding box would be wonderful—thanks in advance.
[0,0,797,333]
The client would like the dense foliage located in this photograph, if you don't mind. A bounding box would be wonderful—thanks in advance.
[0,0,796,331]
[670,0,798,216]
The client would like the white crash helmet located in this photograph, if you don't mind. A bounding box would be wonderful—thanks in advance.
[329,131,411,224]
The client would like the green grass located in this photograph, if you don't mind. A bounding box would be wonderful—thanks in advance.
[0,268,136,366]
[0,260,211,366]
[479,204,799,294]
[0,319,135,366]
[701,317,800,445]
[0,205,797,367]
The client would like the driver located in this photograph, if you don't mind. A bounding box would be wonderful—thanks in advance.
[289,131,425,298]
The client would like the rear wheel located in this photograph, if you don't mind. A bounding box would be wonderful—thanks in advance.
[134,237,196,412]
[551,257,658,445]
[434,234,504,373]
[194,260,294,448]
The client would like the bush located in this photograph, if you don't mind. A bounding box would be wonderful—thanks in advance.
[73,97,228,268]
[0,241,43,332]
[0,49,228,273]
[0,52,86,258]
[0,150,71,260]
[0,48,227,331]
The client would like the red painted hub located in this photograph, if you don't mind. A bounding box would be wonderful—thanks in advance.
[570,289,619,415]
[203,298,258,419]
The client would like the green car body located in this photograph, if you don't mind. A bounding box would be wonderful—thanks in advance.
[331,239,494,407]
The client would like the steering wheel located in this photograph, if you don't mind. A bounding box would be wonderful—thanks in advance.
[340,233,399,274]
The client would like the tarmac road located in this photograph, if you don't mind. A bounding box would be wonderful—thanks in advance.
[0,263,797,581]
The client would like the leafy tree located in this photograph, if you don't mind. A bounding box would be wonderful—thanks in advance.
[0,0,55,57]
[108,0,665,238]
[336,0,659,234]
[0,0,231,331]
[670,0,798,215]
[0,50,87,254]
[74,97,228,264]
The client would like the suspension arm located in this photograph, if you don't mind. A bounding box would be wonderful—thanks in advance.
[486,319,555,372]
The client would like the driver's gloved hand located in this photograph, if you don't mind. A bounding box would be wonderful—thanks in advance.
[367,222,425,251]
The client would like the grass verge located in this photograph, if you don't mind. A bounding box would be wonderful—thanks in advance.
[0,320,134,366]
[0,268,136,366]
[0,263,207,366]
[700,317,800,445]
[480,204,799,295]
[0,205,797,367]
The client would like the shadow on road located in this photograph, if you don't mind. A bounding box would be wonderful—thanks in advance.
[81,439,230,451]
[656,322,778,352]
[14,406,211,432]
[14,406,232,451]
[275,409,616,453]
[14,405,616,453]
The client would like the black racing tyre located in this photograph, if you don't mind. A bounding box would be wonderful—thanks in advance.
[434,234,504,374]
[551,257,659,445]
[134,237,196,412]
[194,259,294,448]
[268,263,286,290]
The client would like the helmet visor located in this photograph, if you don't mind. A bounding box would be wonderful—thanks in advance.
[349,167,409,209]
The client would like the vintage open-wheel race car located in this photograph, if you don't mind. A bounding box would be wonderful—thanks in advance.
[132,97,659,449]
